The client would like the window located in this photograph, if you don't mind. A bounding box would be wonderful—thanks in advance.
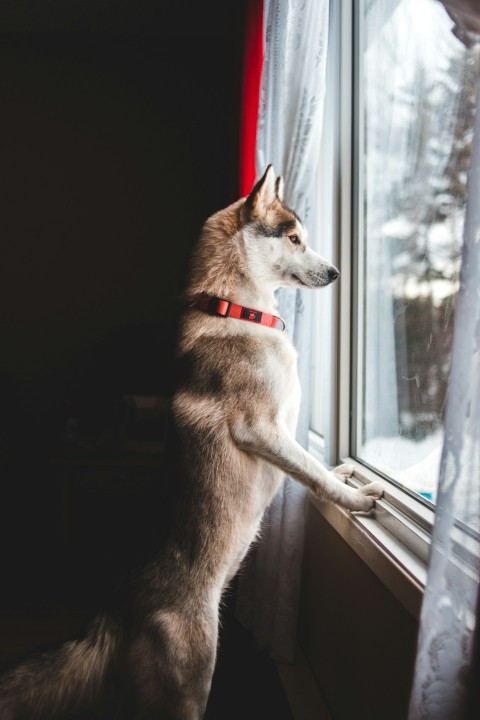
[309,0,480,593]
[311,0,480,505]
[353,0,480,506]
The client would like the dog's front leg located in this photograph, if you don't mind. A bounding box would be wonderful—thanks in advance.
[231,420,383,512]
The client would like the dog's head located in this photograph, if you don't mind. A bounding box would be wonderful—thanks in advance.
[242,165,339,290]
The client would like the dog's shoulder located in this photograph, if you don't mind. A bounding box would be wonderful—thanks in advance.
[173,321,297,412]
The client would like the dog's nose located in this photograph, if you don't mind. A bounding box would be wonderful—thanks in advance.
[328,266,340,282]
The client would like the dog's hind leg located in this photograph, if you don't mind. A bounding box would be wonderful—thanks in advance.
[128,607,218,720]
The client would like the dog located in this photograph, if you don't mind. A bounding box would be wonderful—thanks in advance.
[0,165,383,720]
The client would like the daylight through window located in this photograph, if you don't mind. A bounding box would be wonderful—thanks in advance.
[354,0,480,504]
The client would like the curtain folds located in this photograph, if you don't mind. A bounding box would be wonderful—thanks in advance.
[408,80,480,720]
[236,0,330,662]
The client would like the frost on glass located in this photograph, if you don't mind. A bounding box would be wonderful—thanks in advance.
[358,0,480,503]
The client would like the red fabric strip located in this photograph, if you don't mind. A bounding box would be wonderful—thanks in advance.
[195,294,285,332]
[239,0,264,197]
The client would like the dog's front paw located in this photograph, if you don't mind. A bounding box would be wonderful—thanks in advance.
[358,481,384,500]
[333,463,354,483]
[349,481,384,512]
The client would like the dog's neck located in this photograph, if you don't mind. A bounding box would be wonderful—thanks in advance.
[224,281,278,316]
[185,201,280,315]
[199,253,279,316]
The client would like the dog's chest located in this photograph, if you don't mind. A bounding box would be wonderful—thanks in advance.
[265,334,301,429]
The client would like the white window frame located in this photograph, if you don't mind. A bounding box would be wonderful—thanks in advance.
[308,0,479,619]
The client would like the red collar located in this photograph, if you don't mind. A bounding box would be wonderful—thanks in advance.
[195,294,286,332]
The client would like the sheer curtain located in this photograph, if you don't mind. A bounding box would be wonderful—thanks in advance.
[236,0,330,662]
[408,52,480,720]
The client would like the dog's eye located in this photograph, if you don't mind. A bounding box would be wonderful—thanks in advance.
[288,234,300,245]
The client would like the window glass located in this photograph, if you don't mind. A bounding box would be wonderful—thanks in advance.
[355,0,480,503]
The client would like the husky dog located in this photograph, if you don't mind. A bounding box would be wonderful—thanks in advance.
[0,165,383,720]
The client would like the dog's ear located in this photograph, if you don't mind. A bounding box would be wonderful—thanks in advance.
[244,165,276,219]
[274,176,284,201]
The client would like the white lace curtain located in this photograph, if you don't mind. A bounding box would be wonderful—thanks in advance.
[408,53,480,720]
[236,0,330,662]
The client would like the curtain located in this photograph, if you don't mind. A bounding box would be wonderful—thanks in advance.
[236,0,330,662]
[239,0,264,197]
[408,70,480,719]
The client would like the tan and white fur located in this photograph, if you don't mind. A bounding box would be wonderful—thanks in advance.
[0,166,383,720]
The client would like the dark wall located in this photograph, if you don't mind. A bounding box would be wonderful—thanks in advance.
[299,503,417,720]
[0,1,244,613]
[0,0,243,452]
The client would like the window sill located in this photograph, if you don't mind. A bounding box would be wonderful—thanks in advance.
[308,432,427,618]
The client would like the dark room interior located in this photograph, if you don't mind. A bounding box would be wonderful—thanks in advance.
[0,1,292,716]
